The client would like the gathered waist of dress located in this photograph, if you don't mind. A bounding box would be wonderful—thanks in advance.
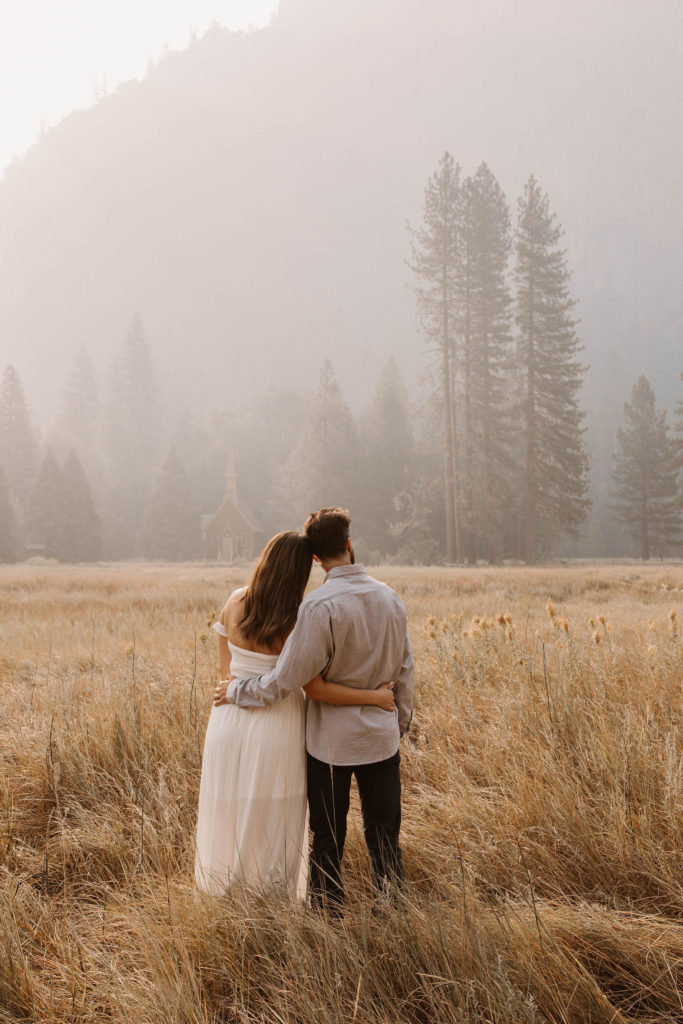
[213,625,279,672]
[213,627,304,704]
[227,640,279,675]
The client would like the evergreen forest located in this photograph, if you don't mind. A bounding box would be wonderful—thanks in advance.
[1,158,680,565]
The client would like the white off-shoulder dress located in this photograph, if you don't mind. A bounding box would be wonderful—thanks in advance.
[194,628,308,898]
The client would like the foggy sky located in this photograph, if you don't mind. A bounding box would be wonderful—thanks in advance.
[0,0,681,428]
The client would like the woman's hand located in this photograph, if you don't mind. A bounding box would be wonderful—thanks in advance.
[372,681,396,712]
[213,677,235,706]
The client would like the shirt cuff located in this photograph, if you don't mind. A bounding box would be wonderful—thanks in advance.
[226,678,239,704]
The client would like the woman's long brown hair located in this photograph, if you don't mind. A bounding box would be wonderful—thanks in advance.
[239,532,313,648]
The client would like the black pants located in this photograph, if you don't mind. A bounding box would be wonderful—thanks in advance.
[307,749,404,910]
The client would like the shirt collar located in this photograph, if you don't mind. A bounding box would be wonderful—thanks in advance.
[324,563,367,583]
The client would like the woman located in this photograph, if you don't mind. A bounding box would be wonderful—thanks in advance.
[194,531,395,898]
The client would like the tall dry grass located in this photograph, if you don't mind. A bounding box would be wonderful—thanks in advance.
[0,562,681,1023]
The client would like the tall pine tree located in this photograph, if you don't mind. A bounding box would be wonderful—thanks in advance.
[142,447,201,561]
[60,346,100,449]
[674,372,683,505]
[360,357,414,556]
[60,449,103,562]
[25,450,67,558]
[0,365,38,509]
[172,413,226,518]
[408,152,462,562]
[457,162,513,562]
[389,473,441,566]
[102,313,161,557]
[514,176,589,563]
[612,375,680,559]
[0,464,21,562]
[284,360,362,526]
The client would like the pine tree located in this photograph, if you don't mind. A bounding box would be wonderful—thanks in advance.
[102,313,161,556]
[60,346,100,448]
[285,360,362,524]
[514,176,589,563]
[360,357,414,555]
[172,413,225,517]
[612,375,680,559]
[674,372,683,501]
[389,479,440,566]
[457,162,513,562]
[408,152,461,562]
[60,449,103,562]
[234,388,314,535]
[580,345,630,558]
[0,365,39,508]
[142,447,201,561]
[25,450,67,558]
[410,395,451,557]
[0,464,22,562]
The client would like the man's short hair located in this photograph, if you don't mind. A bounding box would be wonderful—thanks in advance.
[303,507,351,560]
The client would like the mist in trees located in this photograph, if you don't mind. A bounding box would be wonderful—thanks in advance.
[359,357,414,560]
[102,313,161,558]
[675,374,683,485]
[142,447,200,561]
[24,448,102,562]
[0,465,21,563]
[459,164,513,564]
[612,376,680,560]
[0,0,680,569]
[284,360,363,527]
[407,156,594,565]
[25,451,68,559]
[61,450,103,563]
[0,165,680,566]
[407,152,461,563]
[514,176,590,563]
[0,365,38,511]
[60,346,100,452]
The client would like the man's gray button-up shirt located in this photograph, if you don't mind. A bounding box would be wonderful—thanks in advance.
[225,563,414,766]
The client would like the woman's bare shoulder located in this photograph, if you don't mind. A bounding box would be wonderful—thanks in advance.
[220,587,248,623]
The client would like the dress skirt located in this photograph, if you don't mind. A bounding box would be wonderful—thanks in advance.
[195,687,308,898]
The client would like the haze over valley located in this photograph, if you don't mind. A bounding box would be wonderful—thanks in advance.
[0,0,681,563]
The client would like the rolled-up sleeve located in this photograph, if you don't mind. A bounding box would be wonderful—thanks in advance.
[226,601,333,708]
[395,632,414,736]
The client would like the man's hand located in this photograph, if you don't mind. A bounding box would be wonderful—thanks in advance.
[213,676,235,706]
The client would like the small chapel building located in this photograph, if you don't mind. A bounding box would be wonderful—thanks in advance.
[201,452,266,562]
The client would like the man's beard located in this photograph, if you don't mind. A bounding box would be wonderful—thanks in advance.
[349,542,355,564]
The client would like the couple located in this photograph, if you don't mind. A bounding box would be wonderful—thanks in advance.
[194,507,414,912]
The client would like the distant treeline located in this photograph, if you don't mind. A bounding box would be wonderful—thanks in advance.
[0,158,681,565]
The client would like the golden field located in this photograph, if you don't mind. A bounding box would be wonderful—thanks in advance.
[0,562,682,1024]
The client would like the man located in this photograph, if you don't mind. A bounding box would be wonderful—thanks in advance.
[214,506,414,912]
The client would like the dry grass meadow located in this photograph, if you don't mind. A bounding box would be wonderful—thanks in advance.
[0,561,682,1023]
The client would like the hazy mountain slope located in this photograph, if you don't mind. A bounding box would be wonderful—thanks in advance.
[0,0,681,424]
